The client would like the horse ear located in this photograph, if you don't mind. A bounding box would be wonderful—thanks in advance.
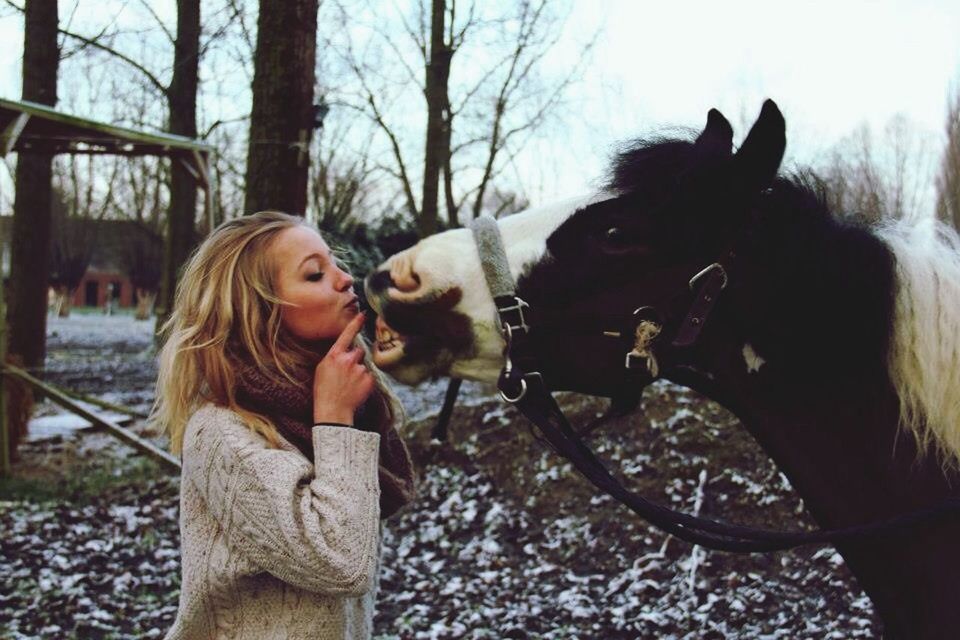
[695,108,734,155]
[733,99,786,193]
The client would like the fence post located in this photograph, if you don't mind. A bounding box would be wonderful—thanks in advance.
[1,239,9,478]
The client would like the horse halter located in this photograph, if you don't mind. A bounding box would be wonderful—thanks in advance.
[470,214,732,405]
[468,214,960,552]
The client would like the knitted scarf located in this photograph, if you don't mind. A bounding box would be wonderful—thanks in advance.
[235,363,416,519]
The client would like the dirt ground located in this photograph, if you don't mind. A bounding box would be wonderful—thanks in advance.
[0,314,881,639]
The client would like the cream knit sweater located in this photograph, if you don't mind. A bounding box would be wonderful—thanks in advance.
[163,403,383,640]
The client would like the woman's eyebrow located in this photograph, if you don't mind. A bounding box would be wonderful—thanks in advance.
[297,252,328,269]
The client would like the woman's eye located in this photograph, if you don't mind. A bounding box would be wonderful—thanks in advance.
[306,272,324,282]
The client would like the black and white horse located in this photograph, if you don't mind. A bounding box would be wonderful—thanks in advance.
[365,100,960,639]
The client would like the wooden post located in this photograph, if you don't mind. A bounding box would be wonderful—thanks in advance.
[0,239,9,478]
[431,377,462,442]
[2,363,180,472]
[191,149,215,235]
[0,113,29,157]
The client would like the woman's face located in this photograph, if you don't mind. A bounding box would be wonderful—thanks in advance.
[270,225,360,343]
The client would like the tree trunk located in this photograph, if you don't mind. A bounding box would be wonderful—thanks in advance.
[135,289,156,321]
[243,0,319,216]
[156,0,201,334]
[54,286,72,318]
[8,0,59,371]
[421,0,452,236]
[442,113,457,228]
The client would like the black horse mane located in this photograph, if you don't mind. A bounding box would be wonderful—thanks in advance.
[605,136,897,397]
[607,135,702,194]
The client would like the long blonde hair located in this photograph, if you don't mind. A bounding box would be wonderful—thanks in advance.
[150,211,401,454]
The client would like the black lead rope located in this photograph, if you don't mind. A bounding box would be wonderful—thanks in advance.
[501,365,960,553]
[469,214,960,553]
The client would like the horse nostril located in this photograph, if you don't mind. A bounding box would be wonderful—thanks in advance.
[389,253,421,293]
[393,271,420,293]
[367,270,395,294]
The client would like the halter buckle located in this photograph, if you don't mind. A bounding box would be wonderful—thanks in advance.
[498,297,531,337]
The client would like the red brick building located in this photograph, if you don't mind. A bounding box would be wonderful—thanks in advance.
[1,216,157,310]
[72,268,134,309]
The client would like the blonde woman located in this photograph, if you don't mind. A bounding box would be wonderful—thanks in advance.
[152,211,415,640]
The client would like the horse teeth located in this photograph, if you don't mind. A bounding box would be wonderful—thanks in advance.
[377,337,399,351]
[374,317,403,351]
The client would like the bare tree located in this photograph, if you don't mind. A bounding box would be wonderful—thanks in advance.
[105,76,172,320]
[311,150,369,231]
[21,0,206,327]
[483,186,529,219]
[419,0,455,236]
[109,155,167,320]
[936,84,960,230]
[820,117,933,223]
[3,1,251,331]
[243,0,319,216]
[334,0,591,237]
[8,0,59,371]
[820,134,886,224]
[48,155,119,317]
[307,97,382,230]
[123,231,164,320]
[458,0,587,223]
[160,0,202,324]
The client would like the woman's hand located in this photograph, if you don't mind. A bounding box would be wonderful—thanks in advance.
[312,313,374,425]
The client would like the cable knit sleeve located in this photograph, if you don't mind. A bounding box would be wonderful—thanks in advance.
[181,406,381,597]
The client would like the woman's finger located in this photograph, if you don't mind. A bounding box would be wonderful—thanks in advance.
[330,312,365,354]
[348,347,365,364]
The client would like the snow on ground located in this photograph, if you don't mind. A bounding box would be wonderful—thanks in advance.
[0,314,881,638]
[1,477,181,638]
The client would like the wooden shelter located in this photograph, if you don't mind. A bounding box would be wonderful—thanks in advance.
[0,97,213,476]
[0,97,215,228]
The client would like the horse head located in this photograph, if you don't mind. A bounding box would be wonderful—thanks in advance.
[365,100,789,398]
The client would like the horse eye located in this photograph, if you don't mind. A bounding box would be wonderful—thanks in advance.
[597,224,647,256]
[605,226,627,244]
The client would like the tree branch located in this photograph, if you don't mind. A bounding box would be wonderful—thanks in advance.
[372,18,424,93]
[224,0,255,54]
[57,23,168,96]
[391,0,427,59]
[202,115,249,139]
[338,20,421,220]
[364,91,420,220]
[137,0,175,45]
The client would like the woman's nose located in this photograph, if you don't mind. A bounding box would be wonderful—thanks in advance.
[337,269,354,291]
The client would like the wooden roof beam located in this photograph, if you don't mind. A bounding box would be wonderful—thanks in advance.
[1,113,30,157]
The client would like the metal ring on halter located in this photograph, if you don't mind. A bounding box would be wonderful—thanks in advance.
[499,377,528,403]
[632,305,663,325]
[688,262,728,291]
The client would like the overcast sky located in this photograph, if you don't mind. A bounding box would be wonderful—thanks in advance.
[575,0,959,142]
[529,0,960,202]
[1,1,959,211]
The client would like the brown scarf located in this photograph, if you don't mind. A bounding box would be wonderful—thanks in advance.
[235,363,416,519]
